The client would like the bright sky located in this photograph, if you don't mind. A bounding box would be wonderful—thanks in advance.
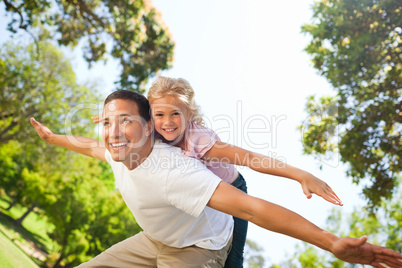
[1,0,368,265]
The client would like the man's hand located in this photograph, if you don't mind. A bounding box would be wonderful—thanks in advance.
[30,117,106,161]
[332,236,402,268]
[30,117,54,143]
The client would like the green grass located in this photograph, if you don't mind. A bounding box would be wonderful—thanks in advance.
[0,196,57,267]
[0,227,39,268]
[0,197,55,253]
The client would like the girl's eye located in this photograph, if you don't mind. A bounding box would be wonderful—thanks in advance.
[172,112,181,116]
[155,113,163,117]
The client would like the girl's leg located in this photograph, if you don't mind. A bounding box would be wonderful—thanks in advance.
[224,173,248,268]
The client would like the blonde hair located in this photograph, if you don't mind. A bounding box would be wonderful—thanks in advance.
[147,76,204,125]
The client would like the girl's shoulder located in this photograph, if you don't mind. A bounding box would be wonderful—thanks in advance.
[186,122,219,139]
[184,122,220,158]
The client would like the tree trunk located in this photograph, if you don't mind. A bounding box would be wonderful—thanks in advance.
[53,253,65,268]
[16,201,38,225]
[6,199,17,210]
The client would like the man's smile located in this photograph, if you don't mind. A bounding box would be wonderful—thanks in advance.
[110,142,129,150]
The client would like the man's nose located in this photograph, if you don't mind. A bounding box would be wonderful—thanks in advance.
[110,122,123,137]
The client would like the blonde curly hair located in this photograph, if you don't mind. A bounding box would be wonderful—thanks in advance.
[147,76,204,125]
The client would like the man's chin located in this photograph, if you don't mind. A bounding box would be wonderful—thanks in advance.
[109,151,127,162]
[112,156,126,162]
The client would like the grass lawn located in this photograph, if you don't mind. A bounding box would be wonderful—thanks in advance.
[0,228,39,268]
[0,196,55,267]
[0,197,55,253]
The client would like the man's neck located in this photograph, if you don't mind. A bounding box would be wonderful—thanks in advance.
[124,138,154,170]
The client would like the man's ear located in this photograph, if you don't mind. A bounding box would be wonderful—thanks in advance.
[145,120,153,136]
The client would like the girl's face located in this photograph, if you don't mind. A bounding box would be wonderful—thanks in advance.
[150,95,192,145]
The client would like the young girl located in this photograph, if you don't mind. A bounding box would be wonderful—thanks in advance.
[93,76,342,267]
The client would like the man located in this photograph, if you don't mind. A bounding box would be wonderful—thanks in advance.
[31,90,402,267]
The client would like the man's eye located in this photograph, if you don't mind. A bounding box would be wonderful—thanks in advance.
[123,119,131,123]
[103,122,110,126]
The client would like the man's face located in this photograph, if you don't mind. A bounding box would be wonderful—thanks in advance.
[101,99,151,167]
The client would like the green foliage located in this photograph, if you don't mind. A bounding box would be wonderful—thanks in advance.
[380,185,402,252]
[0,40,142,266]
[300,0,401,209]
[300,95,339,157]
[0,141,25,204]
[2,0,175,91]
[0,39,100,214]
[295,244,330,268]
[1,141,141,267]
[0,40,100,145]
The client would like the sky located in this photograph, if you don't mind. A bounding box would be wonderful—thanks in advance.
[1,0,369,265]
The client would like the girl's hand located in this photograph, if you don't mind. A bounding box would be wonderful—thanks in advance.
[300,172,343,206]
[91,114,101,124]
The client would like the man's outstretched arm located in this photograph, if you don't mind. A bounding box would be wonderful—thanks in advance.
[207,182,402,268]
[30,118,106,162]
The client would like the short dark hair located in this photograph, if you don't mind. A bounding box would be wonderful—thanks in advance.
[104,90,151,122]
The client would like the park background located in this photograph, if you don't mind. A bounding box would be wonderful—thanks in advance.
[0,0,400,267]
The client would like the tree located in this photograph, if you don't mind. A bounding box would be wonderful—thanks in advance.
[300,0,401,210]
[0,141,26,209]
[0,39,144,266]
[1,0,175,92]
[0,40,99,145]
[32,156,142,267]
[0,140,143,267]
[0,38,98,218]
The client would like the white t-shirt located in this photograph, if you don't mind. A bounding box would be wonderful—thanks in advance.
[105,139,234,250]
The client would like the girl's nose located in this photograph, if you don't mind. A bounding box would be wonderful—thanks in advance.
[164,116,173,125]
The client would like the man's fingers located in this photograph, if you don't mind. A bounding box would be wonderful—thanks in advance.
[30,117,38,127]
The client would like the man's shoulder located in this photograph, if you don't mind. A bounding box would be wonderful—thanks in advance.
[153,139,182,155]
[152,139,208,172]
